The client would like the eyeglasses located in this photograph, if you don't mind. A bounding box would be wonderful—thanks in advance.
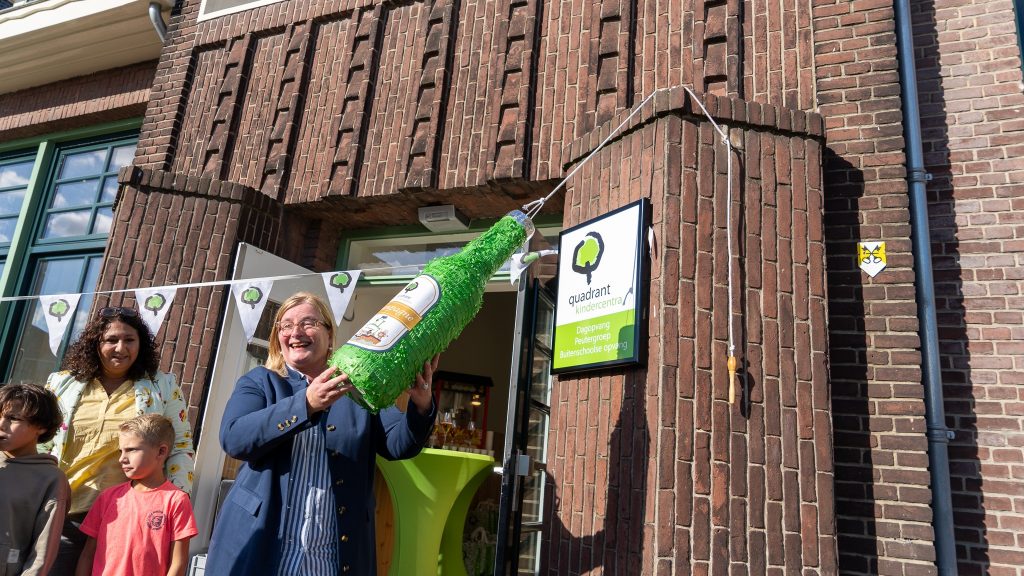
[99,306,139,318]
[276,318,328,334]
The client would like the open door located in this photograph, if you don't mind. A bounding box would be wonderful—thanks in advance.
[189,243,326,555]
[494,278,555,575]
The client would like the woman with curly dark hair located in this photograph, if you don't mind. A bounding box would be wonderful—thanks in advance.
[42,307,194,576]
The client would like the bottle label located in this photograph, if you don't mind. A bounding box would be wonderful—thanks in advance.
[347,275,441,352]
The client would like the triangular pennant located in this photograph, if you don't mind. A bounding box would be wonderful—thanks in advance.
[232,280,274,343]
[321,270,362,326]
[39,294,82,356]
[510,248,558,284]
[134,287,178,337]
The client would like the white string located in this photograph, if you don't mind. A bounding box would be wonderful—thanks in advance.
[519,83,737,359]
[679,87,736,359]
[522,89,666,219]
[0,262,465,303]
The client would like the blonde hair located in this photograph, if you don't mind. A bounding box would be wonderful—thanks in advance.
[119,413,175,450]
[265,292,336,377]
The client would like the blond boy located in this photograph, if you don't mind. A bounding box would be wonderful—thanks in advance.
[76,414,196,576]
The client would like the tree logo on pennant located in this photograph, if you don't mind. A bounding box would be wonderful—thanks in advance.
[144,293,167,316]
[571,231,605,285]
[47,299,70,320]
[329,272,352,293]
[241,286,264,309]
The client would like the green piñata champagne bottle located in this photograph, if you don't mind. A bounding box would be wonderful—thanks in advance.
[330,210,534,412]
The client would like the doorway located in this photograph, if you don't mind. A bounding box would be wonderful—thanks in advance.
[191,225,558,574]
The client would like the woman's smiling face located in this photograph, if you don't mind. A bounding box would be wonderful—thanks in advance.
[276,302,331,375]
[97,321,140,380]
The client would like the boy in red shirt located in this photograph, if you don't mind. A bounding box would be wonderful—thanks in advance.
[75,414,196,576]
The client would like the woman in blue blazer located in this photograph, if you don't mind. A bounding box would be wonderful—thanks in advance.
[206,292,437,575]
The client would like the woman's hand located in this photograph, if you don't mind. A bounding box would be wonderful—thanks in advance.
[408,354,440,416]
[305,367,353,414]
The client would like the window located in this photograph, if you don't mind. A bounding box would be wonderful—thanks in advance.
[0,153,36,273]
[6,255,103,384]
[198,0,285,21]
[39,142,132,241]
[1016,0,1024,75]
[345,224,563,283]
[1,132,138,383]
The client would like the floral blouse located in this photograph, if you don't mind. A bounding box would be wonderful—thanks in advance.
[44,370,195,494]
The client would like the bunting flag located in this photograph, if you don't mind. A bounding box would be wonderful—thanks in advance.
[232,280,274,343]
[321,270,362,326]
[510,249,558,284]
[12,260,531,354]
[134,287,178,336]
[39,294,82,356]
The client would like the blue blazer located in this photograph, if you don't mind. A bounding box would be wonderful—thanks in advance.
[206,366,436,575]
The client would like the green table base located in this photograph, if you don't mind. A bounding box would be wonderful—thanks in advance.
[377,448,495,576]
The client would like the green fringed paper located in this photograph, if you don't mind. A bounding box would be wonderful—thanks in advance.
[330,211,533,412]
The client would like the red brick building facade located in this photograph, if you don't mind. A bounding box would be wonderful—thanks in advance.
[1,0,1022,573]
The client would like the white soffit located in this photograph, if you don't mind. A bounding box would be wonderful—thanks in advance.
[0,0,173,95]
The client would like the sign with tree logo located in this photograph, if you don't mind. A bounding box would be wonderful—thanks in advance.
[552,198,650,373]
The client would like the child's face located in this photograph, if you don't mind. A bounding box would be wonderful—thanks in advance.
[0,402,45,458]
[118,431,167,482]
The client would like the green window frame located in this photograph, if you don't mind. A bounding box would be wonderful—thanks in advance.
[4,253,105,384]
[0,152,38,280]
[36,138,134,243]
[0,121,140,382]
[1016,0,1024,76]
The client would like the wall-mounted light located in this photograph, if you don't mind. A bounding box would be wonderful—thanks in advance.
[418,205,470,232]
[470,393,482,406]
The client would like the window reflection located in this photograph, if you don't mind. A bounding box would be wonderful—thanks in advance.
[0,160,33,187]
[100,177,119,203]
[9,255,102,384]
[40,139,134,240]
[0,156,35,247]
[108,145,135,171]
[92,207,113,234]
[0,190,26,216]
[0,220,16,243]
[44,211,91,238]
[516,530,542,575]
[59,150,105,179]
[53,180,99,208]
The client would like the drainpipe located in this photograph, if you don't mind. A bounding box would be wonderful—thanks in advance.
[148,2,167,43]
[893,0,957,574]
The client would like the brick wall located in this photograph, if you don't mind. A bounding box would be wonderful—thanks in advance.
[0,62,155,141]
[545,88,833,574]
[93,166,282,422]
[105,0,1024,573]
[812,0,939,574]
[912,0,1024,574]
[136,0,823,205]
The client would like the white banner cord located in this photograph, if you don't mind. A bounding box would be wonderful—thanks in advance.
[0,260,539,304]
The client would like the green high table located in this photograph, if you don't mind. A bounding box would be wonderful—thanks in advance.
[377,448,495,575]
